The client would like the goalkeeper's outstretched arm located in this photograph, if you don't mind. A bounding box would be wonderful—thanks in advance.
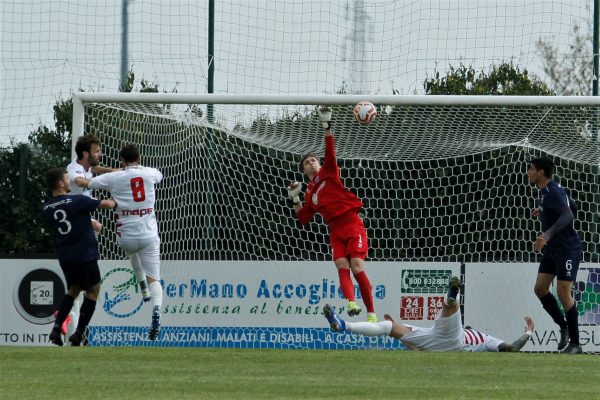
[318,105,333,137]
[498,316,534,352]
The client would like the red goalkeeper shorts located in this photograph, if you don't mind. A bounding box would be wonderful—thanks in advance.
[329,218,368,261]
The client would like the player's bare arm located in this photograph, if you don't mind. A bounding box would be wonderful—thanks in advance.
[74,176,91,189]
[92,165,119,175]
[99,199,117,209]
[533,234,546,252]
[498,316,534,352]
[383,313,413,339]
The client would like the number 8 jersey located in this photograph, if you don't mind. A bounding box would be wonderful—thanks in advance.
[88,165,163,239]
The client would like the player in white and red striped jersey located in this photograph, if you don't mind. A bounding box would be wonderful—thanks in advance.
[64,134,119,344]
[87,143,164,340]
[324,276,535,352]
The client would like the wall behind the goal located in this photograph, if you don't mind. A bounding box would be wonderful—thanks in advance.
[3,259,599,353]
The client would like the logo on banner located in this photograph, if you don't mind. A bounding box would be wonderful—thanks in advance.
[574,267,600,325]
[13,267,66,324]
[101,267,144,318]
[427,296,445,320]
[400,269,451,294]
[400,296,423,320]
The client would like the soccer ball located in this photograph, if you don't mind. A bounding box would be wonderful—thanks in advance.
[353,101,377,125]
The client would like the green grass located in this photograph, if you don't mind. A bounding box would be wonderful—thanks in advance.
[1,347,598,400]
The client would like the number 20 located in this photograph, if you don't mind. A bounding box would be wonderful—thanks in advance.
[130,177,146,202]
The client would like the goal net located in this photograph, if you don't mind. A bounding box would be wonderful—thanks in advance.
[2,1,593,148]
[75,93,600,350]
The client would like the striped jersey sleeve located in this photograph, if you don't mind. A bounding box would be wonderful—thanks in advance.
[462,328,504,352]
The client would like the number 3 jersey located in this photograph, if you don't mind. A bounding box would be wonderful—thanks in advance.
[42,194,101,263]
[88,165,163,239]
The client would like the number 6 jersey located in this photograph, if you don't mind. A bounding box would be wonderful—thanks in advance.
[88,165,163,239]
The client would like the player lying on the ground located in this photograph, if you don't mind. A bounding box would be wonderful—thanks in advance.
[323,276,534,352]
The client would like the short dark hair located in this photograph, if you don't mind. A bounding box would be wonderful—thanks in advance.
[530,156,555,178]
[46,168,66,191]
[119,143,140,163]
[74,134,100,160]
[299,152,318,172]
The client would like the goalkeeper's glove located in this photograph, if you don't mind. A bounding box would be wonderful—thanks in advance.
[318,105,332,130]
[288,181,302,205]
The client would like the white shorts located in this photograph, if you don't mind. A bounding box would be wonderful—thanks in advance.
[401,310,463,351]
[117,236,161,280]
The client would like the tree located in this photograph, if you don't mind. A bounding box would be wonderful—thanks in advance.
[0,117,71,255]
[421,61,555,261]
[0,71,166,256]
[536,6,593,96]
[423,61,554,95]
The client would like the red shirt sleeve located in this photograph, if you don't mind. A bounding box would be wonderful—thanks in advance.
[322,135,339,175]
[296,202,315,225]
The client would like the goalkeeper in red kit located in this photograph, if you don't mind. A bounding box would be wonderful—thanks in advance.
[288,106,377,323]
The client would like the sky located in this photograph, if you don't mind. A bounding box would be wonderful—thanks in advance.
[0,0,593,146]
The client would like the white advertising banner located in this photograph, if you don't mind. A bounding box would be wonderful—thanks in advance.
[464,263,600,354]
[1,259,460,348]
[0,260,67,346]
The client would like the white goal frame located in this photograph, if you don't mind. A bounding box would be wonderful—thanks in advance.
[71,93,600,158]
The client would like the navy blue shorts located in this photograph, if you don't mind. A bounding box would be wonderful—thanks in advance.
[538,247,581,282]
[59,259,101,291]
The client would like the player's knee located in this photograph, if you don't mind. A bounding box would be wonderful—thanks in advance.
[86,283,101,300]
[349,257,365,273]
[334,258,350,270]
[533,284,548,298]
[556,285,573,304]
[67,286,80,297]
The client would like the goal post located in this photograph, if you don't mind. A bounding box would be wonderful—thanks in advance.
[72,93,600,350]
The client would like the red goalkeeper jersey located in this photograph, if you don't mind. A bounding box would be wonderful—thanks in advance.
[296,135,363,227]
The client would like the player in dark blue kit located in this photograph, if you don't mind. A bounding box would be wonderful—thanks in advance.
[42,168,116,346]
[527,157,583,354]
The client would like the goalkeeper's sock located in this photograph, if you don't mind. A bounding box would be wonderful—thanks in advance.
[353,271,375,313]
[149,280,163,308]
[337,268,355,301]
[53,294,75,330]
[76,297,97,333]
[346,320,392,336]
[564,303,580,345]
[539,292,567,328]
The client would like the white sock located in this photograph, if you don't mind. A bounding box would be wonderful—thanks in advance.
[130,254,147,284]
[149,280,162,309]
[346,320,392,336]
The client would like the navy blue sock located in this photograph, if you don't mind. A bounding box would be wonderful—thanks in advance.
[54,294,75,330]
[76,297,97,334]
[564,303,580,345]
[539,293,567,328]
[448,286,459,302]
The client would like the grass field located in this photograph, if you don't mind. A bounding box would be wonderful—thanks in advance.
[1,347,598,400]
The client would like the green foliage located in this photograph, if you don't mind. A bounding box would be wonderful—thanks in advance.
[423,62,554,95]
[0,71,166,256]
[0,122,71,255]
